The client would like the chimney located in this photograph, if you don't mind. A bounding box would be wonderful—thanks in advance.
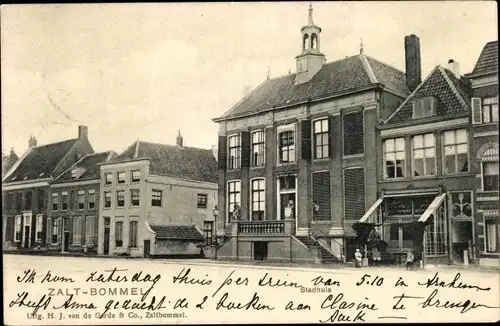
[28,136,37,148]
[10,147,15,156]
[404,34,422,92]
[447,59,461,78]
[176,130,183,148]
[78,125,88,140]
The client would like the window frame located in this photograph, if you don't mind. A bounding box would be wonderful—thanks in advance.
[442,129,469,175]
[197,193,208,209]
[51,218,59,244]
[115,220,123,248]
[35,214,43,241]
[250,178,266,221]
[412,97,436,119]
[277,129,296,164]
[51,192,59,211]
[117,171,126,184]
[203,221,214,246]
[342,111,365,156]
[104,191,112,208]
[227,180,241,223]
[131,170,141,183]
[482,96,499,124]
[87,189,96,210]
[312,118,330,159]
[251,129,265,167]
[61,191,68,211]
[129,219,138,248]
[130,189,140,207]
[383,137,406,179]
[77,190,85,210]
[37,190,44,210]
[14,215,22,242]
[480,146,499,191]
[116,190,125,208]
[104,172,113,185]
[151,189,162,207]
[277,175,297,221]
[411,133,436,178]
[227,133,242,170]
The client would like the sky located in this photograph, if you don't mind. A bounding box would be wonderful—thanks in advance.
[1,2,497,156]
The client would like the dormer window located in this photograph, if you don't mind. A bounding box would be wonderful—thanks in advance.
[412,97,436,119]
[71,169,77,179]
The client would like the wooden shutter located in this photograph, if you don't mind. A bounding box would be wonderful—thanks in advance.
[301,119,312,160]
[343,111,364,155]
[328,116,334,158]
[472,97,482,124]
[312,171,331,221]
[241,131,251,168]
[47,217,52,244]
[217,135,227,170]
[344,168,366,220]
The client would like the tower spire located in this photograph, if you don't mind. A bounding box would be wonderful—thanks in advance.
[308,2,314,25]
[360,38,364,54]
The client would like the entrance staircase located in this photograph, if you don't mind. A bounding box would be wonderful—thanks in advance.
[296,236,341,263]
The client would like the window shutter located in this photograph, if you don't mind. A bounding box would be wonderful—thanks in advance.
[301,119,312,160]
[47,217,52,244]
[312,171,331,220]
[472,97,482,124]
[344,168,366,220]
[343,112,364,155]
[241,131,251,168]
[217,136,227,170]
[328,116,334,158]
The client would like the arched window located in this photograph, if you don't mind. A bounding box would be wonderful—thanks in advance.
[303,34,309,50]
[481,146,499,191]
[311,34,318,50]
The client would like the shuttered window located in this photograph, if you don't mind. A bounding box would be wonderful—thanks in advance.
[85,216,96,246]
[344,168,365,220]
[343,111,364,156]
[218,136,227,170]
[312,171,331,221]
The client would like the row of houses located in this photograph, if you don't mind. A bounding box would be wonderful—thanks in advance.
[211,5,498,267]
[2,128,219,257]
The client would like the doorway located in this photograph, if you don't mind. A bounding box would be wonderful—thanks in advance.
[63,231,70,252]
[23,225,30,248]
[452,220,473,263]
[144,240,151,258]
[253,242,268,261]
[104,228,110,255]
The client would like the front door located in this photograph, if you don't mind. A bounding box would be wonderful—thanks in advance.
[63,231,70,252]
[253,242,268,261]
[104,228,110,255]
[23,226,30,248]
[144,240,150,258]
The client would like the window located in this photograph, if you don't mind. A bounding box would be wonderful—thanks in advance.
[131,189,140,206]
[116,190,125,207]
[117,171,126,184]
[36,214,43,241]
[278,175,296,220]
[87,189,96,209]
[85,216,96,246]
[313,119,329,159]
[312,171,331,221]
[105,173,112,185]
[77,190,85,210]
[412,97,436,119]
[251,130,265,167]
[344,168,365,220]
[228,134,241,169]
[152,190,162,207]
[129,220,138,248]
[384,138,405,179]
[481,147,499,191]
[61,192,68,210]
[343,111,364,156]
[52,218,59,244]
[203,221,214,245]
[443,129,468,174]
[25,191,32,210]
[72,216,83,245]
[412,133,435,177]
[104,191,111,208]
[6,192,13,210]
[196,193,208,208]
[451,192,472,219]
[131,170,141,183]
[14,216,21,242]
[52,193,59,211]
[115,221,123,247]
[15,192,22,210]
[485,220,498,253]
[71,169,77,179]
[227,181,241,222]
[473,97,499,124]
[251,179,265,220]
[424,206,447,256]
[37,190,44,210]
[278,130,295,163]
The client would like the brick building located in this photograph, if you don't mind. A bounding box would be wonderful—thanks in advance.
[97,132,218,257]
[212,5,414,263]
[2,126,94,251]
[47,151,117,253]
[466,40,499,267]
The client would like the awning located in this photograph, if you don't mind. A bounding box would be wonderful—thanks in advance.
[418,193,447,222]
[358,198,384,223]
[482,148,499,162]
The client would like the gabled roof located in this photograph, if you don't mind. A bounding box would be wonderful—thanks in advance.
[4,139,79,183]
[54,151,117,183]
[468,40,498,77]
[384,65,472,125]
[111,141,218,183]
[214,53,409,121]
[150,224,204,241]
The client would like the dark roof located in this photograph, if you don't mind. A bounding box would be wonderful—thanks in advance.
[2,150,19,176]
[215,54,409,121]
[54,151,116,183]
[385,66,472,125]
[4,139,79,182]
[111,141,218,183]
[470,41,498,76]
[150,224,204,241]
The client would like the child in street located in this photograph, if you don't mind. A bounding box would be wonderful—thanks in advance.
[354,248,362,267]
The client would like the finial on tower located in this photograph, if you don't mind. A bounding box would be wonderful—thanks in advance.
[308,2,314,25]
[360,38,364,54]
[266,66,271,80]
